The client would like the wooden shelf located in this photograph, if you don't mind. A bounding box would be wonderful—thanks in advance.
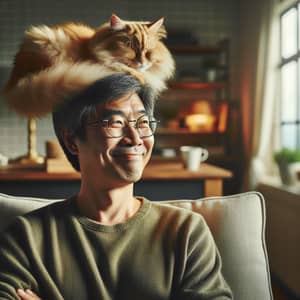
[169,45,222,54]
[157,128,224,135]
[168,82,226,90]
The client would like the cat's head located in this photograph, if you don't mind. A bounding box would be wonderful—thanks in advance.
[91,14,168,72]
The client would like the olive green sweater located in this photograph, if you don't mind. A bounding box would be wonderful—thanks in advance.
[0,197,232,299]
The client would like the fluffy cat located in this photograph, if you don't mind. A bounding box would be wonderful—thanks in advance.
[4,14,175,117]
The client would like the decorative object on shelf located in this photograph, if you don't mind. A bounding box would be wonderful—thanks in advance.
[202,57,218,82]
[10,117,44,167]
[160,148,177,158]
[274,148,300,185]
[45,140,75,173]
[46,140,65,159]
[217,103,229,133]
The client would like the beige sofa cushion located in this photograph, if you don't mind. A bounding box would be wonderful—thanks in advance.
[0,192,273,300]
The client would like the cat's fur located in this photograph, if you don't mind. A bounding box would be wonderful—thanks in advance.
[4,14,175,117]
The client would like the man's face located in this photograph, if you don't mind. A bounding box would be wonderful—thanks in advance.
[75,92,154,188]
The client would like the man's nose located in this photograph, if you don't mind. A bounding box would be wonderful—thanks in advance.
[122,122,143,145]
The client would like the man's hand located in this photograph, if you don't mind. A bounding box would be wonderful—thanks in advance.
[17,289,41,300]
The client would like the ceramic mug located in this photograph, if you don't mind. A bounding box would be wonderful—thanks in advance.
[180,146,209,171]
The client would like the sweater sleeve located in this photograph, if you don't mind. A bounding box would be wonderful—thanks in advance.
[173,214,233,300]
[0,220,39,300]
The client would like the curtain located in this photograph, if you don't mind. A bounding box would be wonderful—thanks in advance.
[240,0,280,189]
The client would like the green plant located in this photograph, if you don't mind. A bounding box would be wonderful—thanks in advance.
[274,148,300,164]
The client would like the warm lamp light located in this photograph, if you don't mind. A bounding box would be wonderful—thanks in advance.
[185,114,215,132]
[184,100,228,133]
[190,101,212,115]
[185,100,216,132]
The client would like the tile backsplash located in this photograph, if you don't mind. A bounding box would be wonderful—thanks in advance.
[0,0,239,159]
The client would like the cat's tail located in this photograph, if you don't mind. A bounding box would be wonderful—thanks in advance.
[4,62,117,117]
[24,24,94,59]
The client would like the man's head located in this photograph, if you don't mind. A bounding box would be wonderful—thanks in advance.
[52,74,156,185]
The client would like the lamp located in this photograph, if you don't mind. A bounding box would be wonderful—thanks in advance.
[185,101,216,132]
[184,101,228,133]
[11,117,44,166]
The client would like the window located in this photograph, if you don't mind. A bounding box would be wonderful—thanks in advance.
[280,2,300,149]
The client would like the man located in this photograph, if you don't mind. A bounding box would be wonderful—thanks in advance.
[0,74,232,299]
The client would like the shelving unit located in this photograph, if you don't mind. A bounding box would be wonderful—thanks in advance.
[155,39,231,151]
[154,39,243,194]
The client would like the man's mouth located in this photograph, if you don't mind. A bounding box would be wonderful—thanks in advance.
[111,146,146,157]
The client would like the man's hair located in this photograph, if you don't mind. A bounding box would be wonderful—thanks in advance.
[52,74,155,171]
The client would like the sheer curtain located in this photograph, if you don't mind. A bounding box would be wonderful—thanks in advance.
[240,0,280,189]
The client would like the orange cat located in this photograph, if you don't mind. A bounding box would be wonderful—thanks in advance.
[4,14,175,116]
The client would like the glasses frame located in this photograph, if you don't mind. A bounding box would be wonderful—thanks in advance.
[87,114,159,138]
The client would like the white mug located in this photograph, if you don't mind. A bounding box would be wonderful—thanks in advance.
[180,146,209,171]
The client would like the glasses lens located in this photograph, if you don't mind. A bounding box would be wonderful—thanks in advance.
[106,115,126,138]
[137,115,157,137]
[104,114,158,138]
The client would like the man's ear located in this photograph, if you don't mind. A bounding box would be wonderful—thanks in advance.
[61,129,78,154]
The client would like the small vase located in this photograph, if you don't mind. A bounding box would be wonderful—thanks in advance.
[278,162,300,185]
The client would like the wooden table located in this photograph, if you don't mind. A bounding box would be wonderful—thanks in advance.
[0,161,232,199]
[143,161,232,197]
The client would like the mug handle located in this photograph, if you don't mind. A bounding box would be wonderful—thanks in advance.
[201,149,209,162]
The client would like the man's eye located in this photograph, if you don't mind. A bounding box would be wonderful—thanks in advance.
[109,119,125,128]
[138,118,150,127]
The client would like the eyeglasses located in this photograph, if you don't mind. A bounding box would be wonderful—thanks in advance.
[87,114,159,138]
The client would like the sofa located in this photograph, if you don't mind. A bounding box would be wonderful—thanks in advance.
[0,191,273,299]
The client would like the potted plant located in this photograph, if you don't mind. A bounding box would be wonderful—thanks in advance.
[274,148,300,185]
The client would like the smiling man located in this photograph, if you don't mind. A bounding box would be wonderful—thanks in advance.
[0,74,232,300]
[63,78,155,224]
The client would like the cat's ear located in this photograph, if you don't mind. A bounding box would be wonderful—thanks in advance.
[110,14,126,31]
[148,17,164,32]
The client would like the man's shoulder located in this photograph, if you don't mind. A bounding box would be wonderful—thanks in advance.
[151,200,204,217]
[149,200,206,229]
